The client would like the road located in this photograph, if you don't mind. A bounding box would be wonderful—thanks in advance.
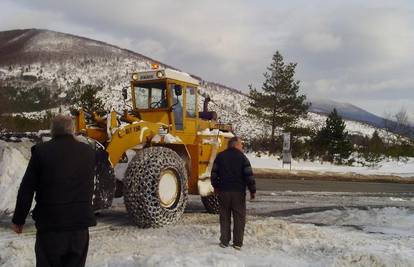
[256,178,414,193]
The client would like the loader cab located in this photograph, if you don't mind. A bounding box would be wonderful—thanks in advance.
[130,68,200,134]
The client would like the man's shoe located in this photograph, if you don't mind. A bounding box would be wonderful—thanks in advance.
[219,243,229,248]
[232,245,242,250]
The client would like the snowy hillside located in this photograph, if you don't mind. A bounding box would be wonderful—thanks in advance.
[0,29,401,141]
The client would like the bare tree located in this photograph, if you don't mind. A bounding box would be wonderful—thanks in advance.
[394,107,412,137]
[382,110,393,144]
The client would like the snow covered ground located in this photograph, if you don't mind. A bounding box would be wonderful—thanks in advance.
[1,194,413,267]
[248,154,414,178]
[1,141,414,266]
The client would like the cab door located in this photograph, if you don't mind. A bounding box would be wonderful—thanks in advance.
[184,85,198,134]
[169,83,184,131]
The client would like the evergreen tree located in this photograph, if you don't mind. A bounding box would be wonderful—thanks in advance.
[365,130,385,163]
[69,83,105,112]
[368,131,385,154]
[248,51,310,142]
[313,108,353,163]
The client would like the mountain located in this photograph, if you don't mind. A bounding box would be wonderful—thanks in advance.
[309,98,386,127]
[309,98,413,137]
[0,29,167,67]
[0,28,403,141]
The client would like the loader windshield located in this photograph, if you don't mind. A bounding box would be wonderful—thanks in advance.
[134,82,167,109]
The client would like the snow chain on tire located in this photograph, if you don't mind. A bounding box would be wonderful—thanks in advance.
[124,147,188,228]
[201,194,220,214]
[92,146,116,211]
[75,135,116,211]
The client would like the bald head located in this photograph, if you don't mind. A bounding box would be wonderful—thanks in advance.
[51,115,74,138]
[228,136,243,151]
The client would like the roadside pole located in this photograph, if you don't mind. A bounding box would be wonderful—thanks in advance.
[282,132,292,170]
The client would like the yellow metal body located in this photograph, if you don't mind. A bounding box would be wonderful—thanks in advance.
[74,69,232,195]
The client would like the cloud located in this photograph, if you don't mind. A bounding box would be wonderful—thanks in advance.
[302,32,342,53]
[133,39,167,61]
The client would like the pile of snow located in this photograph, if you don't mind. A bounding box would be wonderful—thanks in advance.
[0,141,32,213]
[198,128,235,138]
[248,153,414,178]
[151,133,183,144]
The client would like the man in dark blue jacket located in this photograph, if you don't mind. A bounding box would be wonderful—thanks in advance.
[11,115,96,267]
[211,136,256,250]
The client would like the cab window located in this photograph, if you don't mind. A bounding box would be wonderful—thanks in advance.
[134,82,167,109]
[186,86,196,118]
[170,84,183,130]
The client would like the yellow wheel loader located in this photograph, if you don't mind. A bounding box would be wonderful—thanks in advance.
[73,67,233,227]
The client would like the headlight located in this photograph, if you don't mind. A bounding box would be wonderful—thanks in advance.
[132,73,139,80]
[156,71,164,78]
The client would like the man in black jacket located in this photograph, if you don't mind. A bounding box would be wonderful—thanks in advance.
[11,115,96,267]
[211,136,256,250]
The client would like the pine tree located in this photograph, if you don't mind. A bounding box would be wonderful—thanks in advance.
[69,83,105,112]
[314,109,353,163]
[365,130,385,163]
[368,131,385,154]
[248,51,309,142]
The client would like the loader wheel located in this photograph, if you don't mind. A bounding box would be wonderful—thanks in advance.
[75,135,116,210]
[124,147,188,228]
[92,146,116,211]
[201,195,220,214]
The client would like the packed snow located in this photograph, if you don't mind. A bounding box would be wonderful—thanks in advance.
[0,197,413,267]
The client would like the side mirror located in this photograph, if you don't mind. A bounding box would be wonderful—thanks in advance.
[174,85,182,96]
[122,87,128,100]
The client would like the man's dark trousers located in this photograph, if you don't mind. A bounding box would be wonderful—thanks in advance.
[35,229,89,267]
[218,191,246,247]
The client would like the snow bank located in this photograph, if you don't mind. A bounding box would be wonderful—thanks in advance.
[248,154,414,178]
[0,141,31,213]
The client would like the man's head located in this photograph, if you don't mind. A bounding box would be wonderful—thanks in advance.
[51,114,74,138]
[228,136,243,151]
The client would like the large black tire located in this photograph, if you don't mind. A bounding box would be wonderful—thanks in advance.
[201,194,220,214]
[76,136,115,211]
[124,147,188,228]
[92,148,116,211]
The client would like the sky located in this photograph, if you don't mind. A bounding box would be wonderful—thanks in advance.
[0,0,413,119]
